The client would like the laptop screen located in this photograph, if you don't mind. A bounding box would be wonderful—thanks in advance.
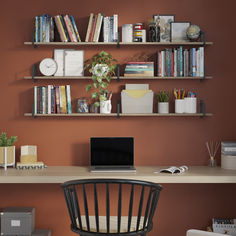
[90,137,134,166]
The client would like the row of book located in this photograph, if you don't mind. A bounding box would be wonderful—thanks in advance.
[124,62,154,77]
[34,85,72,114]
[34,14,81,42]
[85,13,118,42]
[221,142,236,156]
[156,46,204,77]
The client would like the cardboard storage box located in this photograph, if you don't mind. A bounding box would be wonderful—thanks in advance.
[0,207,35,235]
[221,155,236,170]
[121,90,153,114]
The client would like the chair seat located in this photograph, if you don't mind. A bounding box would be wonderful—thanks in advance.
[78,216,146,233]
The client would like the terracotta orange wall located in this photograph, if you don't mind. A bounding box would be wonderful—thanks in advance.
[1,0,236,235]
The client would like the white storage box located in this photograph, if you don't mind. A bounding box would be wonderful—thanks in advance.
[121,90,153,113]
[221,155,236,170]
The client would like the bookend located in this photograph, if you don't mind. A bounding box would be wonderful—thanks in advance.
[200,31,206,45]
[32,64,38,83]
[32,31,37,49]
[116,64,120,82]
[116,100,120,118]
[200,99,206,118]
[116,31,120,48]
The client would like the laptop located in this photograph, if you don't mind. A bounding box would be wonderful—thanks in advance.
[90,137,136,172]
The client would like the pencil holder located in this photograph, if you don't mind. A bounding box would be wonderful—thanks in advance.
[184,97,197,113]
[100,100,112,114]
[175,99,184,113]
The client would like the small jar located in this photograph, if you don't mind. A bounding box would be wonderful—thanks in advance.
[77,97,89,113]
[133,23,143,42]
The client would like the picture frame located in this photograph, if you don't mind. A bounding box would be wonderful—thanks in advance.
[153,14,175,42]
[170,22,191,42]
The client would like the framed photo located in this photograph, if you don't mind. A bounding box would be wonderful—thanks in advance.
[170,22,190,42]
[153,14,175,42]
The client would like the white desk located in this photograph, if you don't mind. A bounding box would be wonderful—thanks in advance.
[0,166,235,184]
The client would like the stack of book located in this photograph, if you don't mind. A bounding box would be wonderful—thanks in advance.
[54,14,81,42]
[212,218,236,235]
[85,13,118,42]
[34,14,54,42]
[156,46,204,77]
[221,142,236,170]
[34,85,72,114]
[124,62,154,77]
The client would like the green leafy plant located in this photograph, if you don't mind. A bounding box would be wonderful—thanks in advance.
[0,132,17,147]
[84,51,117,107]
[156,91,170,103]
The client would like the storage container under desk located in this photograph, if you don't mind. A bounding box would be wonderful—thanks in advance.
[0,207,35,235]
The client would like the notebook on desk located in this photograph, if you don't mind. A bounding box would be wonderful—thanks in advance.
[90,137,136,172]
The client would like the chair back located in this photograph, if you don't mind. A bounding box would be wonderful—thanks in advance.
[62,179,162,236]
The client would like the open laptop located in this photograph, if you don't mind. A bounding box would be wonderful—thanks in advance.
[90,137,136,172]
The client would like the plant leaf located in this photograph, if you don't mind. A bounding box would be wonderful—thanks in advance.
[91,92,98,99]
[86,84,92,92]
[94,102,100,107]
[93,82,99,89]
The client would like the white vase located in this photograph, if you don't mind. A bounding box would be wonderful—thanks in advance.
[158,102,169,114]
[100,100,112,114]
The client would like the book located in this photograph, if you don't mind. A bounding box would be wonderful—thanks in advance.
[64,15,76,42]
[93,13,102,42]
[90,14,98,42]
[54,15,66,42]
[113,14,118,42]
[60,86,67,114]
[154,166,188,174]
[70,15,81,42]
[85,13,94,42]
[66,85,72,114]
[60,15,70,42]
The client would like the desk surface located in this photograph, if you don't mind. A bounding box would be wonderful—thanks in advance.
[0,166,236,183]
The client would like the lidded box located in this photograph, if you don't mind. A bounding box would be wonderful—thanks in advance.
[0,207,35,235]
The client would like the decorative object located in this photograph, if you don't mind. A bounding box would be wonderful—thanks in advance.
[206,141,220,167]
[77,97,89,113]
[0,132,17,170]
[100,100,112,114]
[85,51,117,108]
[184,97,197,113]
[39,58,58,76]
[170,22,191,42]
[156,91,169,114]
[122,24,133,42]
[186,24,201,41]
[175,99,185,113]
[149,20,160,42]
[153,15,175,42]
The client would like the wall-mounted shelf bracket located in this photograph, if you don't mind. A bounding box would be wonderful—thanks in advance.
[116,64,120,82]
[200,31,206,45]
[116,31,120,49]
[32,104,37,118]
[117,100,121,118]
[200,75,205,83]
[32,64,38,82]
[200,100,206,118]
[32,31,37,49]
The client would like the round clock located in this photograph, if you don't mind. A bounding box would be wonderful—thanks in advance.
[39,58,58,76]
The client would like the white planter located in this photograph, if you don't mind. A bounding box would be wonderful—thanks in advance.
[158,102,169,114]
[100,100,112,114]
[184,97,197,113]
[175,99,185,113]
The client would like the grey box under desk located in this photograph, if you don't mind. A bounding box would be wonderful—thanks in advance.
[0,207,35,235]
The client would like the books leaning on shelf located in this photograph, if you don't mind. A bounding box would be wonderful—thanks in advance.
[33,85,72,115]
[157,46,204,77]
[85,13,118,42]
[154,166,188,174]
[124,62,154,77]
[212,218,236,235]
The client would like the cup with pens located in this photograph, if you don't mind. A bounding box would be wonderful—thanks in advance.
[174,89,197,114]
[100,91,113,114]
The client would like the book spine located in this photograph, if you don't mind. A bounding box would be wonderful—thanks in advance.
[103,17,109,42]
[34,86,37,114]
[177,47,180,76]
[70,15,81,42]
[34,16,38,42]
[113,14,118,42]
[174,49,177,77]
[161,50,165,77]
[189,48,193,76]
[183,49,187,77]
[109,16,114,42]
[42,14,46,42]
[50,16,54,42]
[55,86,60,113]
[171,50,174,77]
[156,50,159,76]
[50,86,54,113]
[37,87,40,114]
[96,14,103,42]
[85,13,94,42]
[42,86,46,114]
[60,86,67,114]
[192,48,196,76]
[60,15,70,42]
[66,85,72,114]
[179,46,183,77]
[158,51,162,77]
[64,15,75,42]
[200,47,204,77]
[40,16,43,42]
[47,85,52,114]
[90,14,97,42]
[57,15,67,42]
[54,16,65,42]
[45,15,49,42]
[93,13,101,42]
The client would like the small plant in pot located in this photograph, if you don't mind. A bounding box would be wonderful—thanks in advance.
[0,132,17,170]
[156,91,170,114]
[84,51,117,113]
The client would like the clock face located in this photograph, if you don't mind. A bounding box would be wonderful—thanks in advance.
[39,58,58,76]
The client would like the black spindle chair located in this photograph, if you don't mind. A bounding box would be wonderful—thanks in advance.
[62,179,162,236]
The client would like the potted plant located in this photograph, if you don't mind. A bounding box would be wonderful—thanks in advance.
[84,51,117,113]
[0,132,17,170]
[156,91,170,114]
